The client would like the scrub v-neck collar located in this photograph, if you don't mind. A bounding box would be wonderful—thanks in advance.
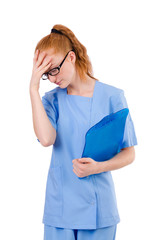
[64,80,98,101]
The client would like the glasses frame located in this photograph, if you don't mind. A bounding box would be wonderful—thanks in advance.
[42,49,75,80]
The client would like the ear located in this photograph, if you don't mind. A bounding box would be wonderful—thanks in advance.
[69,51,76,64]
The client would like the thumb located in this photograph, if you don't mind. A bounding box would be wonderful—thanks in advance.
[78,158,90,163]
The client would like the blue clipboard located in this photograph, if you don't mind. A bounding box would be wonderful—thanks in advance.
[81,108,129,162]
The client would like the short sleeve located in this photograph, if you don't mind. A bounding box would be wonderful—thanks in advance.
[37,91,58,143]
[110,90,138,149]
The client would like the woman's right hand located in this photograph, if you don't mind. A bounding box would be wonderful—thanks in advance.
[29,49,52,92]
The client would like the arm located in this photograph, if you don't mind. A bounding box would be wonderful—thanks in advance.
[30,88,56,147]
[95,146,135,173]
[96,89,138,173]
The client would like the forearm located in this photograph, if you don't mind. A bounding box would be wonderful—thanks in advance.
[95,147,135,174]
[29,88,56,146]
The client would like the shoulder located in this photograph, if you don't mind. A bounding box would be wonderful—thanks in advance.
[42,86,60,101]
[41,87,61,113]
[98,81,124,98]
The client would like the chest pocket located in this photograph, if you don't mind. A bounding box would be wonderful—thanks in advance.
[43,165,63,217]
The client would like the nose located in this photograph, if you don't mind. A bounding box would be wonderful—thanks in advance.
[49,75,57,83]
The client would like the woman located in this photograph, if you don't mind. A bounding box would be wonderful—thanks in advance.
[29,24,138,240]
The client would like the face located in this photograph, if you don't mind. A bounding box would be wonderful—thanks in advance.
[42,48,76,88]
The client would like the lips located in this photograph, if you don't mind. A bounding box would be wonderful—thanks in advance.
[56,80,62,84]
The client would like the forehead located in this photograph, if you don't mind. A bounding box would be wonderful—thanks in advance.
[42,49,63,59]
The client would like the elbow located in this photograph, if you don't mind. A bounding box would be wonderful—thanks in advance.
[42,135,56,147]
[42,142,51,147]
[39,139,50,147]
[38,137,53,147]
[121,146,136,164]
[42,139,54,147]
[128,146,136,164]
[43,142,54,147]
[37,129,57,147]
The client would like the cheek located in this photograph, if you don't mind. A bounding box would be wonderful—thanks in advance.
[62,63,75,77]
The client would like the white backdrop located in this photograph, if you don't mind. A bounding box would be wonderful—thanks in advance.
[0,0,159,239]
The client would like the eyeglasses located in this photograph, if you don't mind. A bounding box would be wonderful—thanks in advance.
[41,49,74,80]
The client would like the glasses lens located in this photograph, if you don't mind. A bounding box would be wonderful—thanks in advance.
[49,68,59,76]
[42,73,48,80]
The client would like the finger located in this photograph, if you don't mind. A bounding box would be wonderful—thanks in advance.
[37,54,52,73]
[33,49,39,63]
[73,168,79,177]
[33,50,46,68]
[35,49,39,61]
[36,51,48,68]
[40,61,52,74]
[38,58,52,73]
[38,61,52,78]
[73,168,77,175]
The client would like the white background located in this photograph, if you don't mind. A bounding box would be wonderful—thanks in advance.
[0,0,159,239]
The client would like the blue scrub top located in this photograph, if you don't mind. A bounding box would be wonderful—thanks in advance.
[37,80,138,229]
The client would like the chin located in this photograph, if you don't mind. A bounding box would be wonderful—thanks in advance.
[56,80,65,88]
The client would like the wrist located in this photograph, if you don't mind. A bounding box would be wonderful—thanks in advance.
[95,161,107,174]
[29,86,39,94]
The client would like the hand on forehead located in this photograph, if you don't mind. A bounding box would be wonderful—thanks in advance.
[39,49,61,68]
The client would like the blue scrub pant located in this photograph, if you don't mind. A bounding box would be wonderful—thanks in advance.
[44,224,117,240]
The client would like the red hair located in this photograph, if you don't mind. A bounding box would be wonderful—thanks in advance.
[34,24,99,83]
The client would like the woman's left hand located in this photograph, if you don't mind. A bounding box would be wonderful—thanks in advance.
[72,157,99,178]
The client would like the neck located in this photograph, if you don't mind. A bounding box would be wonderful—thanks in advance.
[67,71,95,95]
